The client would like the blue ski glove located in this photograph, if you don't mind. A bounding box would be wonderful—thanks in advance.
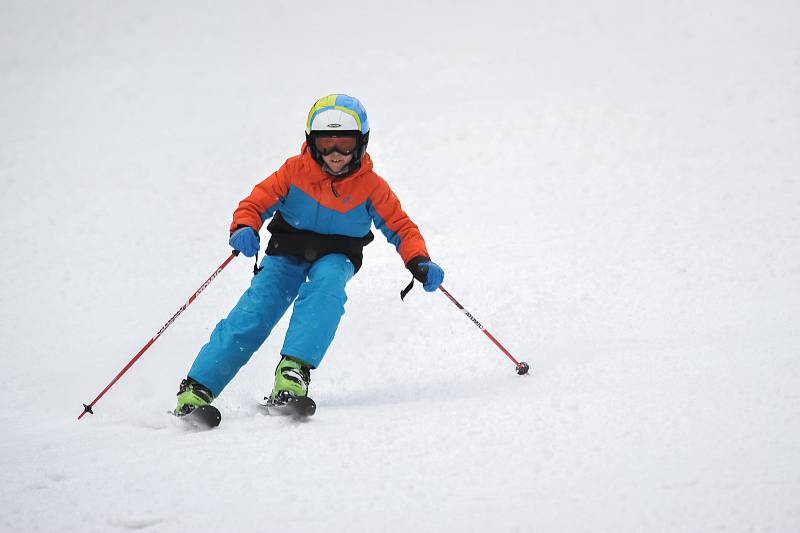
[407,257,445,292]
[229,226,260,257]
[421,261,445,291]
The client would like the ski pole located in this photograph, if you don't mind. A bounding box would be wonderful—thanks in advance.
[438,285,530,375]
[78,251,239,420]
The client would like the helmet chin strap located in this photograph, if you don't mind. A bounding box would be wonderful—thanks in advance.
[321,162,353,177]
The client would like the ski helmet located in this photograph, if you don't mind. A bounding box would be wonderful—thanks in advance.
[305,94,370,171]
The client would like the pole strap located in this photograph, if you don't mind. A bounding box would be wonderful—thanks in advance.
[400,276,415,301]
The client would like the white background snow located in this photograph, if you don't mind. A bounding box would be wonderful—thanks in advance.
[1,1,799,531]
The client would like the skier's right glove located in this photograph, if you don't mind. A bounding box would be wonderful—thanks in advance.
[229,226,260,257]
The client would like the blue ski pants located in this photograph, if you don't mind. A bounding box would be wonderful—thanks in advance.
[187,253,355,397]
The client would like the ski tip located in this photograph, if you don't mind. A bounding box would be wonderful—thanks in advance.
[262,396,316,418]
[195,405,222,428]
[173,404,222,429]
[296,396,316,417]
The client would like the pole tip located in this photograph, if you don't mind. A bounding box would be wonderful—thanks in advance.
[516,362,530,375]
[82,403,94,415]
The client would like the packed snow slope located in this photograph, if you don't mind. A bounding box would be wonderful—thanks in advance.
[1,1,798,531]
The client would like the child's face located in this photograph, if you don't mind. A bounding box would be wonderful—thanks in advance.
[321,151,354,174]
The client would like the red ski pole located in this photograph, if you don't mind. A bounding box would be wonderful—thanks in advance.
[438,285,530,375]
[78,252,239,420]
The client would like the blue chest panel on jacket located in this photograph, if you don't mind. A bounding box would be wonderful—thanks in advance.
[271,184,373,237]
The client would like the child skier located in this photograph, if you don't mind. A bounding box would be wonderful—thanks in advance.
[174,94,445,416]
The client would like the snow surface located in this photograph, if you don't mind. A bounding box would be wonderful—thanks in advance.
[1,1,799,531]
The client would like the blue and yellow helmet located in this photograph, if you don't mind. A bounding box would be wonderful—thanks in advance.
[305,94,370,170]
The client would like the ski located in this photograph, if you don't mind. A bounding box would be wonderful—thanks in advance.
[173,404,222,429]
[261,395,316,418]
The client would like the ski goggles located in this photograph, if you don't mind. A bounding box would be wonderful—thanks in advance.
[313,135,359,156]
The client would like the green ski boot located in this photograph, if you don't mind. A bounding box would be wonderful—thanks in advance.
[174,377,214,416]
[270,356,311,403]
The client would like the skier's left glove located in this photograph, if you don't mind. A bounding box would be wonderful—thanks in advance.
[407,257,445,292]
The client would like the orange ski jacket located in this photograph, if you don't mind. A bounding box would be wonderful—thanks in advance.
[231,145,429,267]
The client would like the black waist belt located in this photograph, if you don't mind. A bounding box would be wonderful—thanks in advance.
[265,211,374,273]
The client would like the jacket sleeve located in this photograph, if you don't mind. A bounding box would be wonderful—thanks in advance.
[367,176,430,266]
[230,161,292,233]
